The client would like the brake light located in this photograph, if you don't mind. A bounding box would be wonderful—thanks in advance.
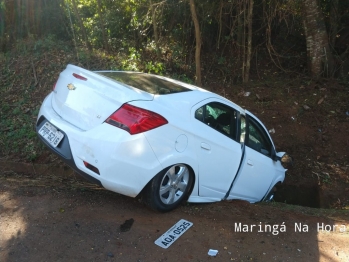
[53,82,57,91]
[73,73,87,81]
[105,104,168,135]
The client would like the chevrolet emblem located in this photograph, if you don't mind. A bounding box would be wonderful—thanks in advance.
[67,83,76,90]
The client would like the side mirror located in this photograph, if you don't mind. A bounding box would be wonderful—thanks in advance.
[280,153,293,164]
[273,152,293,168]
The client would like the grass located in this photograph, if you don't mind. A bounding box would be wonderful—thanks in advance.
[0,38,99,161]
[0,64,44,161]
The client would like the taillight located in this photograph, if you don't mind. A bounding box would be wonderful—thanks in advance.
[105,104,168,135]
[73,73,87,81]
[53,82,57,91]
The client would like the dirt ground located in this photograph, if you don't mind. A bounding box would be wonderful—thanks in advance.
[0,162,348,262]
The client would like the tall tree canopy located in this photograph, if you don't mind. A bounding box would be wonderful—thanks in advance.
[1,0,348,82]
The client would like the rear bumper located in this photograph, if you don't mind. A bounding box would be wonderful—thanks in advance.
[36,116,103,186]
[36,93,163,197]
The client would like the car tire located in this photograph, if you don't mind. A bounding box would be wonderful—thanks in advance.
[264,183,279,202]
[143,164,193,212]
[264,190,275,202]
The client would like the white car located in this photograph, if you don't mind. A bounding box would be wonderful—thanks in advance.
[36,64,286,212]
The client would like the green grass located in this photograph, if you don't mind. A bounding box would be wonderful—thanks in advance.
[0,38,77,161]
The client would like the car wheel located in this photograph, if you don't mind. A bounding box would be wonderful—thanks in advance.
[264,190,275,202]
[144,164,193,212]
[264,184,278,202]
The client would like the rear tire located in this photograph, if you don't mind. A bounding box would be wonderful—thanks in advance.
[144,164,193,212]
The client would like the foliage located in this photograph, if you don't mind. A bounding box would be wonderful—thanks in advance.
[0,0,348,80]
[145,61,164,74]
[0,36,121,161]
[120,47,141,71]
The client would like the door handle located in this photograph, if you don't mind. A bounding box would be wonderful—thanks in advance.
[200,142,211,150]
[247,159,253,166]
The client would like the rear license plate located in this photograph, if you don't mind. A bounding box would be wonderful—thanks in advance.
[39,122,64,147]
[155,219,193,249]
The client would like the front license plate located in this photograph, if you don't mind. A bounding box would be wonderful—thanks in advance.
[154,219,193,249]
[39,122,64,147]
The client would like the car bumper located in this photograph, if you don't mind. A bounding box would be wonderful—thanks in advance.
[36,93,163,197]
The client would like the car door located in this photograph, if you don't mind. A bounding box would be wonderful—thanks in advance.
[229,113,279,202]
[191,99,243,200]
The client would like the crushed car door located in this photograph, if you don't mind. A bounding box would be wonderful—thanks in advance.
[191,100,242,200]
[228,114,278,202]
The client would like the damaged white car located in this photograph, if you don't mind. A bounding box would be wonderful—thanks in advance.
[36,64,287,211]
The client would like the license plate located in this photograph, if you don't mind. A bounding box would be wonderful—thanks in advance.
[39,122,64,147]
[154,219,193,249]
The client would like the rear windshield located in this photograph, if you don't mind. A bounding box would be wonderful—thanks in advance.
[97,71,192,95]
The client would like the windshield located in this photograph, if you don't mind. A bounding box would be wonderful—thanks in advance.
[97,72,192,95]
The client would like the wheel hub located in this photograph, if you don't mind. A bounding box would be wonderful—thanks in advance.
[158,164,191,206]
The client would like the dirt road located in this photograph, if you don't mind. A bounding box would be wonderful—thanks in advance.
[1,165,348,262]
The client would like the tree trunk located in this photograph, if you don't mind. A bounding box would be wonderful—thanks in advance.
[236,1,243,81]
[0,1,5,51]
[71,0,92,50]
[150,0,159,45]
[35,0,42,37]
[329,0,338,49]
[189,0,202,87]
[302,0,334,77]
[96,0,109,51]
[217,0,223,50]
[241,1,246,81]
[243,0,253,83]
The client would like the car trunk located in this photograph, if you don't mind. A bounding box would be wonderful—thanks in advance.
[51,64,154,130]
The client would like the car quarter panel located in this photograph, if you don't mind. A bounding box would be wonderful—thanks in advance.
[130,95,246,202]
[38,93,163,197]
[129,97,200,197]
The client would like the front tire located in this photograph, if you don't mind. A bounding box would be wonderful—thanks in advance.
[144,164,193,212]
[264,183,279,202]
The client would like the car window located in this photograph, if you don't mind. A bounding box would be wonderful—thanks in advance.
[246,117,272,156]
[97,72,192,95]
[195,102,237,141]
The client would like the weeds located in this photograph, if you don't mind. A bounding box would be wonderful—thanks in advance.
[0,37,77,161]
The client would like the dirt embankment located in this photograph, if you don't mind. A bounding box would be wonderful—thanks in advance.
[0,170,349,262]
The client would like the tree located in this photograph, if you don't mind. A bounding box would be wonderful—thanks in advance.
[189,0,202,86]
[150,0,159,46]
[0,1,5,51]
[302,0,334,77]
[71,0,92,50]
[96,0,109,52]
[242,0,253,83]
